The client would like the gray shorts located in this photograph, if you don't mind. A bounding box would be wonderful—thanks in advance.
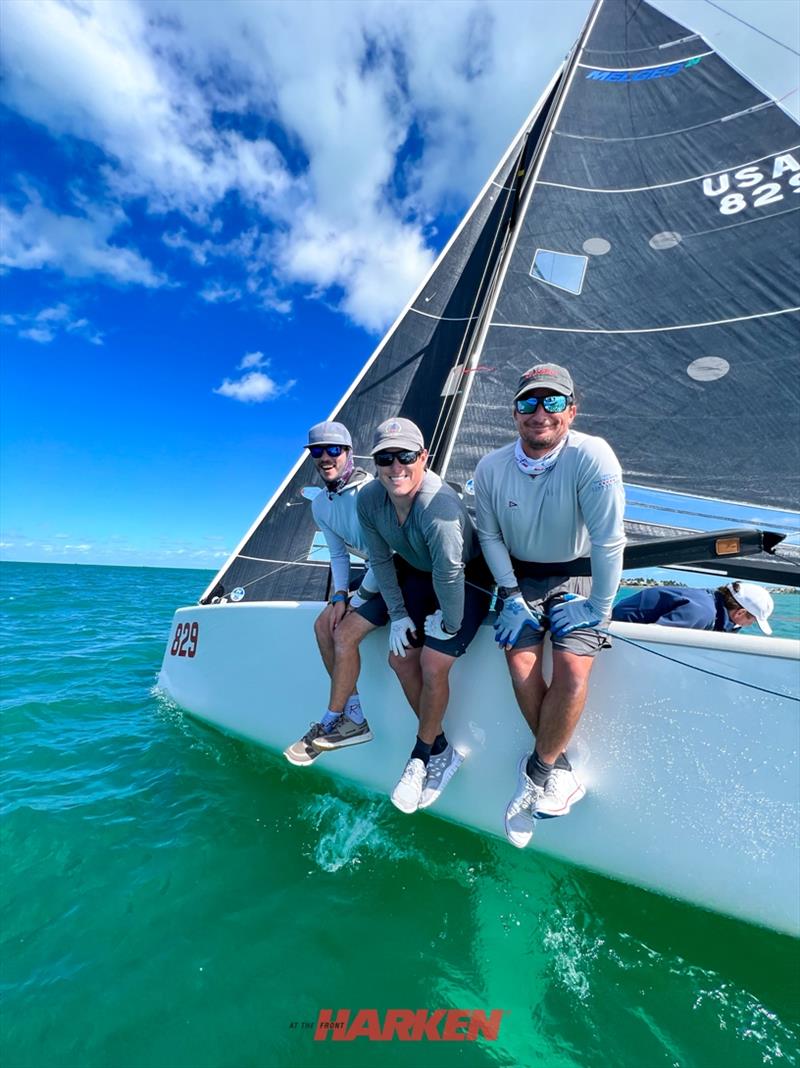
[504,575,611,657]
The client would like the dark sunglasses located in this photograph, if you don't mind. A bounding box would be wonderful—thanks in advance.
[374,449,421,467]
[308,445,346,458]
[515,395,572,415]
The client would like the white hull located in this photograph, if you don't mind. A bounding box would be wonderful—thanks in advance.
[158,603,800,936]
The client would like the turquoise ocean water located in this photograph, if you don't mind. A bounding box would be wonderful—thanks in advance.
[1,561,798,1068]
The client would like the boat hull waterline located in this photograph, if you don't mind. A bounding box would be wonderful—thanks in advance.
[158,603,800,937]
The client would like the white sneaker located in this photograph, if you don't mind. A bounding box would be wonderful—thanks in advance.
[535,766,586,819]
[504,754,542,848]
[391,757,426,814]
[418,745,464,809]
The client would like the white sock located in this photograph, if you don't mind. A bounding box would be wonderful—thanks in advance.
[344,695,364,724]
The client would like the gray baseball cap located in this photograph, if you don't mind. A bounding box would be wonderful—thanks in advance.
[371,417,425,454]
[306,421,352,449]
[514,363,574,400]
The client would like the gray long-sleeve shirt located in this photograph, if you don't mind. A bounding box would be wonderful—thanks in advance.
[473,431,626,617]
[356,471,480,632]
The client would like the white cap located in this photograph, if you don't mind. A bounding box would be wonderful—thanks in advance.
[728,582,774,635]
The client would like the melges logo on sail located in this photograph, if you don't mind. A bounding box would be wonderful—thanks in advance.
[586,56,703,82]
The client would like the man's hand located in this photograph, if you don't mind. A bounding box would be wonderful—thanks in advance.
[423,609,457,642]
[389,616,417,658]
[349,592,368,609]
[549,594,602,637]
[327,597,348,634]
[494,592,543,649]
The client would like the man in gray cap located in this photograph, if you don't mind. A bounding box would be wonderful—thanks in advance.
[322,416,492,813]
[473,363,625,849]
[284,420,379,766]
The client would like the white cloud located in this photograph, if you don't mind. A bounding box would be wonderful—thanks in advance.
[1,301,105,346]
[19,327,55,344]
[238,351,266,370]
[0,195,166,287]
[214,351,294,403]
[0,0,590,329]
[199,282,242,304]
[214,369,295,404]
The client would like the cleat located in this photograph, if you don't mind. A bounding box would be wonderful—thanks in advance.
[504,753,543,848]
[391,757,426,813]
[534,766,586,819]
[311,714,373,751]
[284,722,327,766]
[418,745,465,809]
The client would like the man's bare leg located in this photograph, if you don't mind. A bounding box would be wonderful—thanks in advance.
[505,646,547,736]
[417,646,456,744]
[313,605,337,677]
[329,611,376,711]
[534,650,595,764]
[388,647,422,717]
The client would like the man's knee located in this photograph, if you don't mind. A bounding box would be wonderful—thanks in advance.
[551,652,595,698]
[389,648,420,676]
[419,646,455,682]
[333,615,368,653]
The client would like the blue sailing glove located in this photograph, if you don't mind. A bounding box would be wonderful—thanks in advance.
[549,593,602,637]
[494,592,543,649]
[423,609,457,642]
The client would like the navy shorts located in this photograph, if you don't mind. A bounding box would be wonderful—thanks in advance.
[354,556,492,658]
[502,575,611,657]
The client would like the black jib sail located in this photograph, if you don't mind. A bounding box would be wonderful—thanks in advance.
[204,0,799,605]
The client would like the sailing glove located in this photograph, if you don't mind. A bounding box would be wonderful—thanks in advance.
[349,592,367,609]
[423,609,457,642]
[389,616,417,658]
[549,594,602,637]
[493,592,543,648]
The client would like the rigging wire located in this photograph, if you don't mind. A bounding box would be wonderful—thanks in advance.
[610,631,800,702]
[702,0,800,58]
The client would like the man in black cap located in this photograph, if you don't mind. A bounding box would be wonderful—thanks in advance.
[284,420,378,766]
[473,364,625,848]
[323,416,492,814]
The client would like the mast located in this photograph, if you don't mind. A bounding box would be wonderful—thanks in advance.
[434,0,605,478]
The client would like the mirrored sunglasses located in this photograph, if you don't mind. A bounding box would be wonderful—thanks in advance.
[515,394,572,415]
[374,449,421,467]
[308,445,345,458]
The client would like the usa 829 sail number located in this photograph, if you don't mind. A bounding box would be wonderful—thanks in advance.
[170,621,199,658]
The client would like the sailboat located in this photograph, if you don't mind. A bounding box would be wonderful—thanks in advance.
[159,0,800,936]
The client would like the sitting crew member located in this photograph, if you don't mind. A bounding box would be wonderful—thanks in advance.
[327,417,492,814]
[473,363,625,849]
[612,581,774,633]
[284,421,378,766]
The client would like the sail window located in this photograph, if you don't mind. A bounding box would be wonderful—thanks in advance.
[649,231,682,249]
[583,237,611,255]
[530,249,588,295]
[687,356,730,381]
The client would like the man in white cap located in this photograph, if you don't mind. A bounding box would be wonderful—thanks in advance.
[612,580,774,633]
[321,416,492,814]
[473,363,626,849]
[284,421,379,766]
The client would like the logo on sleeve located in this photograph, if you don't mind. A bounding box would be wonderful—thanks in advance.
[592,473,621,492]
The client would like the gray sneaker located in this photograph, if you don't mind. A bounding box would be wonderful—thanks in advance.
[418,745,464,809]
[284,722,327,766]
[311,714,373,751]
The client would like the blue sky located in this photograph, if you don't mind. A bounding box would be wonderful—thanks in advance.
[1,0,798,572]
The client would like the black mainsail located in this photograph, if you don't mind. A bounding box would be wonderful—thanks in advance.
[205,0,799,605]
